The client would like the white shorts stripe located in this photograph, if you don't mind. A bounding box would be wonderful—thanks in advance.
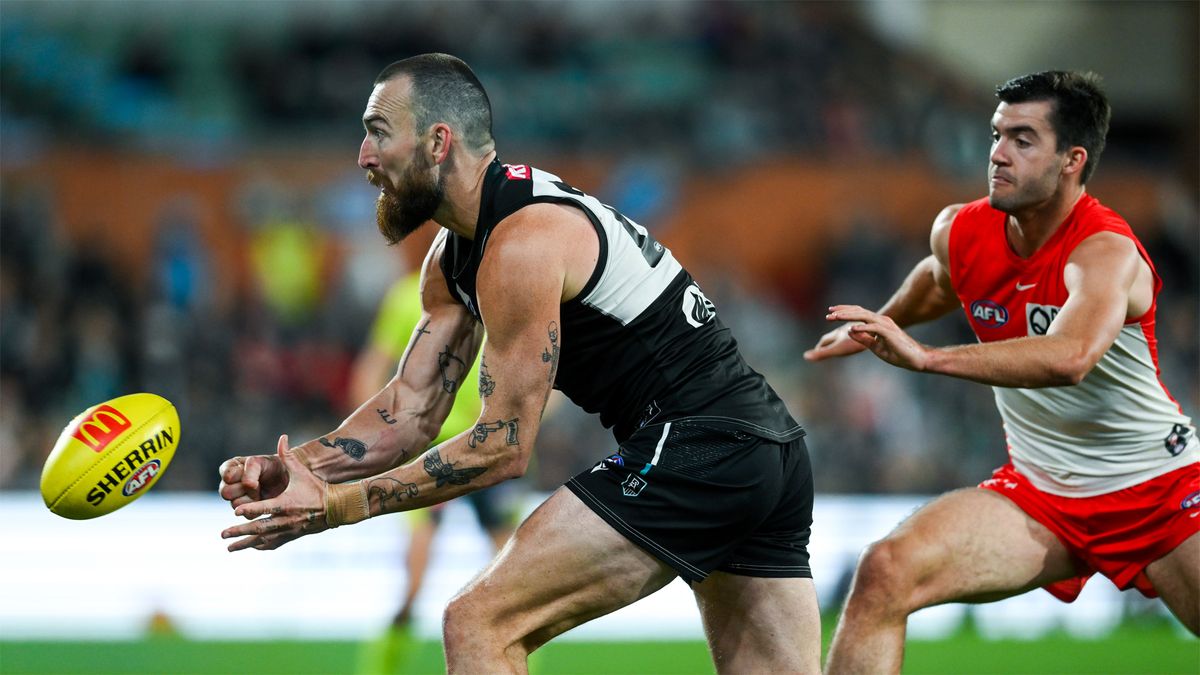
[638,420,676,473]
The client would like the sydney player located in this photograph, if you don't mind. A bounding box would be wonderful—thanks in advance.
[806,71,1198,672]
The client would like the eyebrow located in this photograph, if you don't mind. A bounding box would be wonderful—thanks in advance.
[362,114,390,130]
[992,122,1040,138]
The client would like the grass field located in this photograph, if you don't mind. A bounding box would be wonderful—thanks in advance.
[2,622,1196,674]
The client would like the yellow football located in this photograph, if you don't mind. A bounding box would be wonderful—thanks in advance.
[41,393,180,519]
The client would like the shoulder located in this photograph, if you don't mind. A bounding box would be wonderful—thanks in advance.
[930,203,967,261]
[485,202,593,265]
[419,229,461,309]
[477,202,599,305]
[932,203,966,235]
[1068,229,1140,267]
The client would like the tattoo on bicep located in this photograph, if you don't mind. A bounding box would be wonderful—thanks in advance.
[377,408,398,424]
[478,356,496,397]
[423,449,488,487]
[467,418,520,448]
[400,320,433,377]
[318,436,367,461]
[367,477,419,512]
[438,346,467,393]
[541,321,560,383]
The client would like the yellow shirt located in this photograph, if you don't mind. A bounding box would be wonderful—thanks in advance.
[369,273,482,444]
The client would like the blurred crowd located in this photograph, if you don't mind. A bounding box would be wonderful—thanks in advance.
[1,1,1196,497]
[2,2,993,169]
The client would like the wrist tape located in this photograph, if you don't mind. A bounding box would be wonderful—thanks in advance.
[325,481,370,527]
[290,446,315,471]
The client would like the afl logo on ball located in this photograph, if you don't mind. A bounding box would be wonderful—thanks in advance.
[122,459,161,497]
[682,284,716,328]
[970,300,1009,328]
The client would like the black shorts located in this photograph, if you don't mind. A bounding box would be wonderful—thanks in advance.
[565,419,813,584]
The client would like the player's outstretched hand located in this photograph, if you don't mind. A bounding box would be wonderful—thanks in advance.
[218,447,289,510]
[824,305,930,372]
[804,318,868,361]
[221,434,330,552]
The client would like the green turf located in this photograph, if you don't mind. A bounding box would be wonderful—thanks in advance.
[0,625,1195,674]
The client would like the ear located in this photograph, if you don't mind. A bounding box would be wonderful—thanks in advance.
[1061,146,1087,179]
[429,122,454,166]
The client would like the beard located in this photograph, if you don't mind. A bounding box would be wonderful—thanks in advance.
[371,153,444,245]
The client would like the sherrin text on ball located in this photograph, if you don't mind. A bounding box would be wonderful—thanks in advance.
[41,393,180,519]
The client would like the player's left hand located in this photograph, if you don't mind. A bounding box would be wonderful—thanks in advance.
[221,434,330,552]
[826,305,931,372]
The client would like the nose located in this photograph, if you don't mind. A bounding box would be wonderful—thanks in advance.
[989,139,1009,167]
[358,135,377,170]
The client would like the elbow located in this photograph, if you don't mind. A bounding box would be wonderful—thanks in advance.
[492,447,532,483]
[1045,353,1096,387]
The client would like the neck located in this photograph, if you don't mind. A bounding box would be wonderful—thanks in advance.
[432,148,497,240]
[1005,183,1085,257]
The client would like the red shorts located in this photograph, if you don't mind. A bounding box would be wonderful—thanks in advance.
[979,462,1200,602]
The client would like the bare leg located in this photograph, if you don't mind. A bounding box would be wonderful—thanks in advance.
[826,488,1079,675]
[442,487,677,674]
[693,573,821,674]
[395,517,437,626]
[1144,531,1200,634]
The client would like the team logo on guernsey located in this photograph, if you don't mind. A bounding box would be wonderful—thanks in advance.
[1025,302,1061,336]
[504,164,530,180]
[682,284,716,328]
[621,473,648,497]
[1164,424,1193,457]
[969,300,1008,328]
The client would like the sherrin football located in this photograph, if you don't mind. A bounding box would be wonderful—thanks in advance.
[41,393,180,519]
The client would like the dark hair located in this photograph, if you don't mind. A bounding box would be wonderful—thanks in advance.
[995,71,1111,183]
[375,53,494,152]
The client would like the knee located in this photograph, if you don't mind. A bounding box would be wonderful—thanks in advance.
[442,591,487,651]
[848,538,920,610]
[442,588,527,661]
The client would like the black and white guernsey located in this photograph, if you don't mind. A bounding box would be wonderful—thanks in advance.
[440,159,804,444]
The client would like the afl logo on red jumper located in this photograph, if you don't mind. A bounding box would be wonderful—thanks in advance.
[1181,490,1200,511]
[970,300,1009,328]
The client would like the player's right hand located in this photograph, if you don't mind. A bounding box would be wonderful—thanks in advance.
[803,322,868,361]
[218,446,290,510]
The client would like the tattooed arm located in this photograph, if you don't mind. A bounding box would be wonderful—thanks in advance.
[340,204,589,515]
[222,203,600,550]
[218,232,482,511]
[300,232,483,482]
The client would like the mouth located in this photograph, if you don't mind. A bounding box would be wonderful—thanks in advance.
[366,171,391,192]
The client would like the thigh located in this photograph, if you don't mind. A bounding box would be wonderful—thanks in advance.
[452,486,678,649]
[1144,531,1199,633]
[882,488,1080,606]
[692,573,821,674]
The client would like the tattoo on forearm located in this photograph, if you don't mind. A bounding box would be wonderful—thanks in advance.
[438,346,467,393]
[400,320,432,377]
[478,356,496,398]
[468,418,520,448]
[377,408,398,424]
[318,436,367,461]
[541,321,560,383]
[423,449,488,487]
[367,477,419,512]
